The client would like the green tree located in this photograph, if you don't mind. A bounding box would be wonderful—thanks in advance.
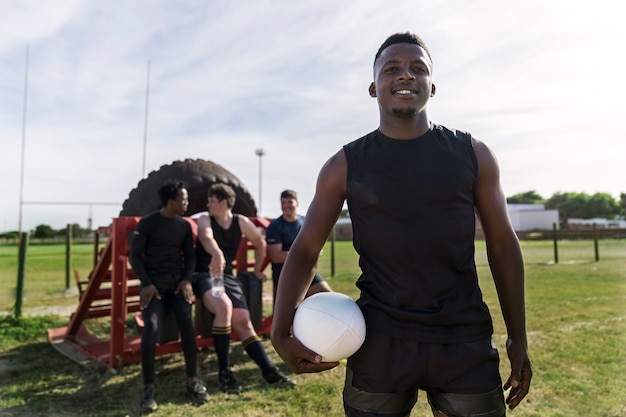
[32,224,56,239]
[546,192,620,225]
[56,223,90,238]
[507,190,545,204]
[0,231,20,243]
[620,193,626,216]
[586,193,620,219]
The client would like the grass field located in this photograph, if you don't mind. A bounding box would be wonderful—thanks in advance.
[1,238,625,416]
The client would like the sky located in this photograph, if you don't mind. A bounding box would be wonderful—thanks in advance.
[1,0,624,233]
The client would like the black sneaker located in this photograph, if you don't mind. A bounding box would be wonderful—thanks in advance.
[186,379,210,403]
[263,367,296,388]
[139,386,158,413]
[218,368,242,394]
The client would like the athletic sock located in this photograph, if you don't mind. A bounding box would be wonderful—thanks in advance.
[242,336,273,374]
[212,326,232,371]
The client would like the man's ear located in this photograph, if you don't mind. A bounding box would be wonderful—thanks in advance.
[430,83,436,97]
[369,82,377,98]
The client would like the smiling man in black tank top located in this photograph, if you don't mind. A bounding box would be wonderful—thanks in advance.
[271,33,532,417]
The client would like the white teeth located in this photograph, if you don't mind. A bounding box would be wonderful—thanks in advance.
[395,90,413,95]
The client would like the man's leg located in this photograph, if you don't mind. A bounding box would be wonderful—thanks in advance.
[195,274,234,374]
[170,292,209,403]
[202,291,233,372]
[343,333,419,417]
[305,273,332,297]
[139,296,164,413]
[425,338,505,417]
[196,280,240,394]
[141,297,164,386]
[231,307,295,387]
[231,307,268,370]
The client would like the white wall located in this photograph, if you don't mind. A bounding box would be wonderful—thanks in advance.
[506,204,559,231]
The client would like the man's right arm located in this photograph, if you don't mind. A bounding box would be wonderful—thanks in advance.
[266,242,287,264]
[271,149,347,373]
[129,218,161,309]
[196,215,226,276]
[129,220,152,288]
[265,222,287,264]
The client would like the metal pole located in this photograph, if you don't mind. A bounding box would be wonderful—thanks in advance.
[66,224,72,290]
[255,148,265,215]
[552,222,559,264]
[593,223,599,262]
[142,60,151,178]
[18,45,30,242]
[15,232,29,318]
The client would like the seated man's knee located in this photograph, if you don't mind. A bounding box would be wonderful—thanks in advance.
[203,293,232,315]
[231,308,255,334]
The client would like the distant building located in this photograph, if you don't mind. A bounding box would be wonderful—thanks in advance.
[568,217,626,229]
[506,204,560,231]
[333,218,353,241]
[334,204,560,242]
[475,204,559,238]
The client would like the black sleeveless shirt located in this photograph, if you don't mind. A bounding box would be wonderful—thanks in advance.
[195,214,242,276]
[343,125,492,343]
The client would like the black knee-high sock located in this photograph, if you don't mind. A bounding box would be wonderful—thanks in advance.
[242,336,273,374]
[212,326,232,372]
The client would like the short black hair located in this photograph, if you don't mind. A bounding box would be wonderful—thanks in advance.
[374,32,431,65]
[280,189,298,201]
[158,179,186,207]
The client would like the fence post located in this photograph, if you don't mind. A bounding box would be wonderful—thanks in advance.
[65,224,72,290]
[15,232,29,318]
[593,223,599,262]
[552,222,559,264]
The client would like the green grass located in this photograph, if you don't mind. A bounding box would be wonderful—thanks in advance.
[1,239,625,416]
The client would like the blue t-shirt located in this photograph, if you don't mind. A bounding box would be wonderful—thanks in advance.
[265,214,304,281]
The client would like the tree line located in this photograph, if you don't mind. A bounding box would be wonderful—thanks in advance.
[0,223,93,242]
[2,191,625,242]
[507,191,626,225]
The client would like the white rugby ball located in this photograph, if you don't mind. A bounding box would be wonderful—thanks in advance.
[292,292,366,362]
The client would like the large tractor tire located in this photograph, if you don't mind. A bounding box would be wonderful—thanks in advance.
[119,159,257,217]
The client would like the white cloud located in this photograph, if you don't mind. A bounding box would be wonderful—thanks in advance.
[1,0,625,232]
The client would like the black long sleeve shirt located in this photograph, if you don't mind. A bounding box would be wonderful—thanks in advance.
[129,211,195,290]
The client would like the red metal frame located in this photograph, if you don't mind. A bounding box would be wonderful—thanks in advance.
[47,216,273,370]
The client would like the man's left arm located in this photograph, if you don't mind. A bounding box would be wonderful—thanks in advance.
[181,223,195,281]
[239,215,267,281]
[176,221,195,303]
[473,138,532,410]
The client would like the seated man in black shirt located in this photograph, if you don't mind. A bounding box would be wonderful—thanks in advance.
[129,179,209,413]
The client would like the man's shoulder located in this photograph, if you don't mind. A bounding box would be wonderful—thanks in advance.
[234,213,250,227]
[196,212,210,222]
[344,129,379,147]
[266,216,286,236]
[136,210,161,226]
[174,215,192,227]
[268,215,285,226]
[432,124,472,140]
[142,210,161,219]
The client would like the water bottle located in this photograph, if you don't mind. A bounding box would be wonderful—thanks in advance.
[211,273,225,298]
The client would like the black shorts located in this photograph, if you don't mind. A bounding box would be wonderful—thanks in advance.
[192,272,248,310]
[343,333,505,417]
[272,270,326,293]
